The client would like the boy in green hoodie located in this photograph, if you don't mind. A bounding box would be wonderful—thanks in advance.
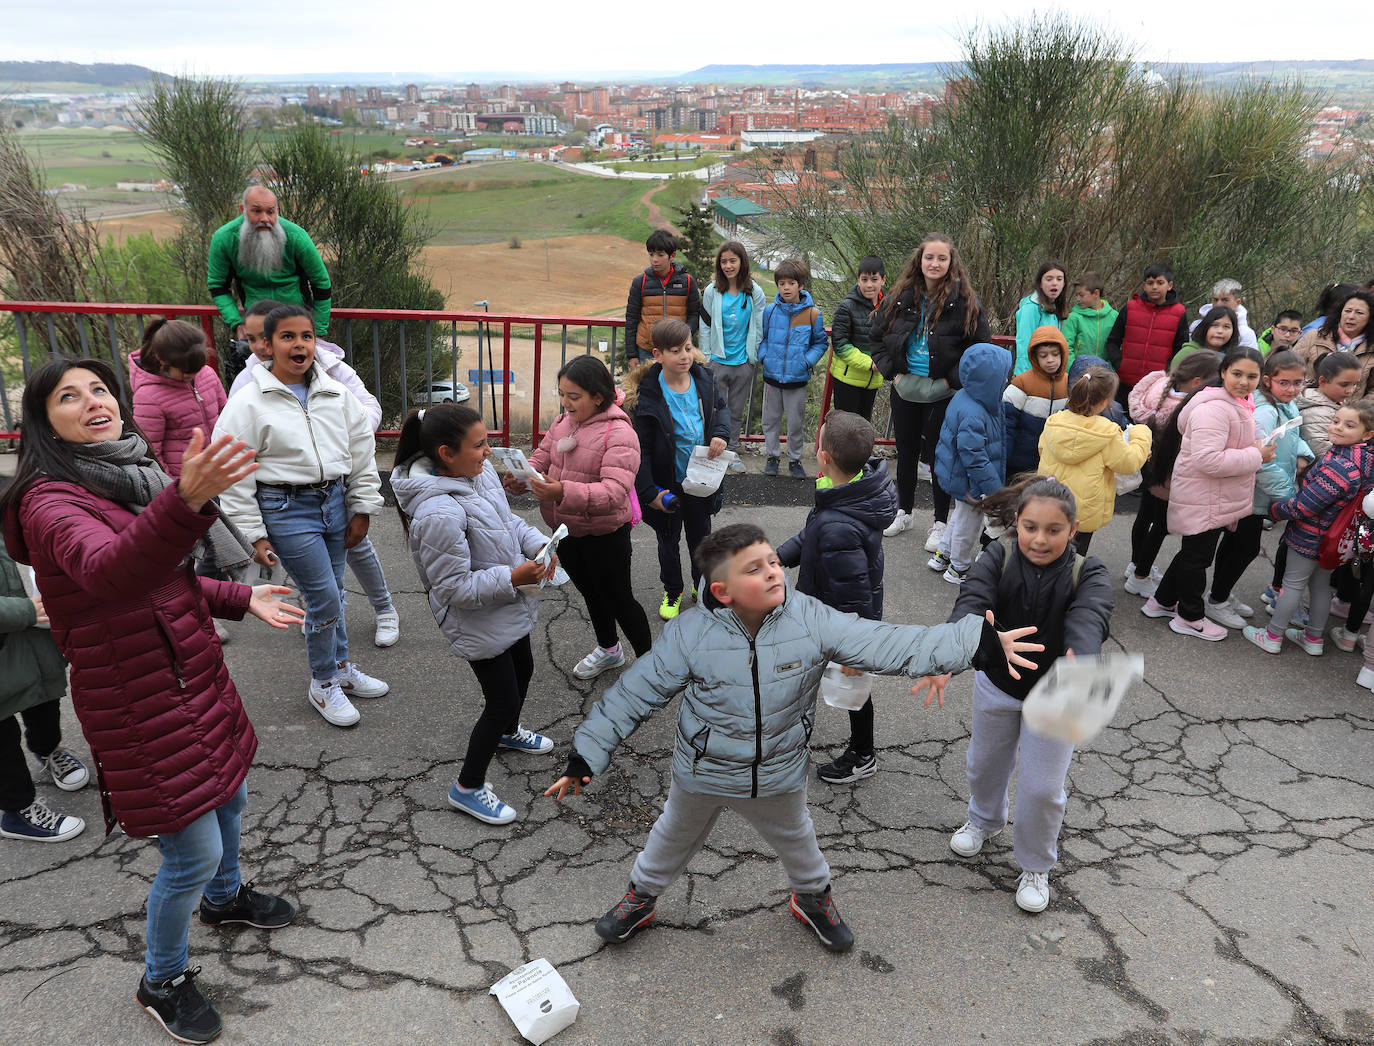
[1061,272,1118,365]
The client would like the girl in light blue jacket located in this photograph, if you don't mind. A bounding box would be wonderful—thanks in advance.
[391,404,558,827]
[1206,350,1313,627]
[1012,261,1068,376]
[701,240,767,465]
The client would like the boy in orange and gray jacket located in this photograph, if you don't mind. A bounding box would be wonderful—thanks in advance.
[625,229,703,362]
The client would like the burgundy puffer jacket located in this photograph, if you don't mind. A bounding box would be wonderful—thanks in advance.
[129,350,228,479]
[4,479,256,837]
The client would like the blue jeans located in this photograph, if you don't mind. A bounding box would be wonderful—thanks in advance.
[259,483,349,681]
[145,781,247,981]
[347,536,393,613]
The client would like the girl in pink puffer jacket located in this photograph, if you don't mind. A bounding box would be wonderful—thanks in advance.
[1123,353,1220,598]
[129,320,227,479]
[1141,347,1274,641]
[509,355,651,681]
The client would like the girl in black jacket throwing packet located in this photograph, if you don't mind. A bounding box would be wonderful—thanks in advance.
[912,475,1113,915]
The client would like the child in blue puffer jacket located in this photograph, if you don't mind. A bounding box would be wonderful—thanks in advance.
[931,343,1010,584]
[758,258,828,479]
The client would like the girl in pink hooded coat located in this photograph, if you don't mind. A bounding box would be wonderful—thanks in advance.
[1141,347,1273,641]
[129,320,227,479]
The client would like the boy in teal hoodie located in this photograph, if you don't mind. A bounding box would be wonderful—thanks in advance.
[1061,272,1118,365]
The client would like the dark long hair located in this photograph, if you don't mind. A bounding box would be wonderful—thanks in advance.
[713,240,753,294]
[1151,346,1260,486]
[557,355,615,414]
[392,403,484,534]
[1034,260,1069,321]
[1321,288,1374,343]
[877,233,981,336]
[1193,305,1240,354]
[138,318,208,376]
[0,357,152,525]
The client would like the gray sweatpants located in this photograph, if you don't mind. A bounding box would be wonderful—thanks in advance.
[966,672,1076,874]
[762,383,808,462]
[707,359,756,452]
[631,782,830,896]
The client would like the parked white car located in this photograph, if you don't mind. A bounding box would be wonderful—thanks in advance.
[419,380,471,405]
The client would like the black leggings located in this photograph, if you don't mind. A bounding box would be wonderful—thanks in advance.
[1210,514,1265,603]
[830,382,878,421]
[848,699,875,755]
[889,394,951,520]
[459,635,534,789]
[1129,490,1169,577]
[557,524,652,656]
[1154,527,1225,621]
[0,700,62,812]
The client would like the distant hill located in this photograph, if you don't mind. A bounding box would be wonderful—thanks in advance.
[677,64,946,88]
[0,61,169,88]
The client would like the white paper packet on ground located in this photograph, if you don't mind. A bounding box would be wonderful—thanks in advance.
[1021,653,1144,745]
[490,958,580,1045]
[681,447,738,496]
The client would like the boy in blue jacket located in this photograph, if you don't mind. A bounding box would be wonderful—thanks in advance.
[930,343,1010,584]
[758,258,828,479]
[777,411,897,785]
[546,523,1042,953]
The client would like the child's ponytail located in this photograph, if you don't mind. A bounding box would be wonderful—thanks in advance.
[983,474,1079,533]
[1066,367,1118,416]
[393,402,484,534]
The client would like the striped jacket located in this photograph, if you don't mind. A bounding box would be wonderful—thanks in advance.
[1272,442,1374,559]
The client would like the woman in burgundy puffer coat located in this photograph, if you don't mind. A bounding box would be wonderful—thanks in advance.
[0,357,303,1046]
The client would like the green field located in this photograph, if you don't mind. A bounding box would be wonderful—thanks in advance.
[401,162,703,245]
[600,153,727,174]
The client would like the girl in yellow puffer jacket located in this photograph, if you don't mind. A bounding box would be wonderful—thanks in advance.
[1038,367,1152,553]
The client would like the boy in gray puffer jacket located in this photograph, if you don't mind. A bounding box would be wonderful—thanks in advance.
[546,523,1041,953]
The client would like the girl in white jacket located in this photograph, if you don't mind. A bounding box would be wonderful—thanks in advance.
[214,304,388,729]
[390,403,558,826]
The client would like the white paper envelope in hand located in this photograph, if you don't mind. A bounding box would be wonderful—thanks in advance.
[492,446,545,483]
[682,446,737,496]
[1261,415,1301,447]
[1021,653,1143,745]
[490,958,580,1045]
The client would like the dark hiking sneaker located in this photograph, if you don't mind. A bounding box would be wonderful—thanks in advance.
[198,882,295,929]
[817,747,877,785]
[789,885,854,952]
[594,883,657,942]
[764,456,780,476]
[0,800,85,842]
[136,966,222,1044]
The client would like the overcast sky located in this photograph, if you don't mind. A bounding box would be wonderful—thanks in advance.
[6,0,1370,78]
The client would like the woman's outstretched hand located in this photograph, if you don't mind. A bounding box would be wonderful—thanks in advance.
[247,585,306,630]
[178,429,256,511]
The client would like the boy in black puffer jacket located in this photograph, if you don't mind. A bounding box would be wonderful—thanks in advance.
[778,411,898,783]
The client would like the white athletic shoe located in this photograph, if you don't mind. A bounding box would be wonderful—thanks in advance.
[949,820,1001,858]
[336,662,390,699]
[373,609,400,648]
[924,520,947,553]
[1015,870,1051,913]
[884,510,912,537]
[308,679,360,727]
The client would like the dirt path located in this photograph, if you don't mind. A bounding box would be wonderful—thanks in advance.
[639,183,678,232]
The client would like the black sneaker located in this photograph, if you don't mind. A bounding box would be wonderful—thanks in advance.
[198,882,295,929]
[137,966,222,1044]
[594,882,657,942]
[817,748,877,784]
[764,456,780,476]
[788,460,807,480]
[789,885,854,952]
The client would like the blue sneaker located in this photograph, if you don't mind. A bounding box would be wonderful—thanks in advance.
[447,781,516,825]
[499,725,554,753]
[0,800,85,842]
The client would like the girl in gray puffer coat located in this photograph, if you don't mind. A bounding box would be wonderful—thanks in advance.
[392,404,559,827]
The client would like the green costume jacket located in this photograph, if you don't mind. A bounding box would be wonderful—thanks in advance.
[206,215,332,335]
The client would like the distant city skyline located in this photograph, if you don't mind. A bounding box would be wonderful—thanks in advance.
[7,0,1364,77]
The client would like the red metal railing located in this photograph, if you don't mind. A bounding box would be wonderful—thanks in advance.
[1,300,1016,450]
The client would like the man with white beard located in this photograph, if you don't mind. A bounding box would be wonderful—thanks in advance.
[207,185,333,341]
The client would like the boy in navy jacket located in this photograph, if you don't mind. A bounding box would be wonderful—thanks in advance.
[778,411,897,784]
[758,258,828,479]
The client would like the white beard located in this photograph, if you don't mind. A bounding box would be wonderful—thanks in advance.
[238,220,287,274]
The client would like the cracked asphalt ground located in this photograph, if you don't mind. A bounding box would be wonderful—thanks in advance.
[3,483,1373,1046]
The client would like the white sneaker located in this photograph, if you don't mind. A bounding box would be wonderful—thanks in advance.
[1357,666,1374,692]
[1203,598,1245,630]
[1124,562,1163,584]
[1225,595,1255,618]
[917,461,932,483]
[949,820,1001,858]
[884,510,912,537]
[1015,870,1051,913]
[573,645,626,680]
[336,662,389,699]
[308,679,360,727]
[924,520,947,553]
[373,608,400,648]
[1123,573,1159,598]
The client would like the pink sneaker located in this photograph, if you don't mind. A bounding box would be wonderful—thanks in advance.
[1170,614,1228,642]
[1141,597,1177,619]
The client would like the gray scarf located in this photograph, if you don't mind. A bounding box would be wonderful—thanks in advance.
[68,433,254,575]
